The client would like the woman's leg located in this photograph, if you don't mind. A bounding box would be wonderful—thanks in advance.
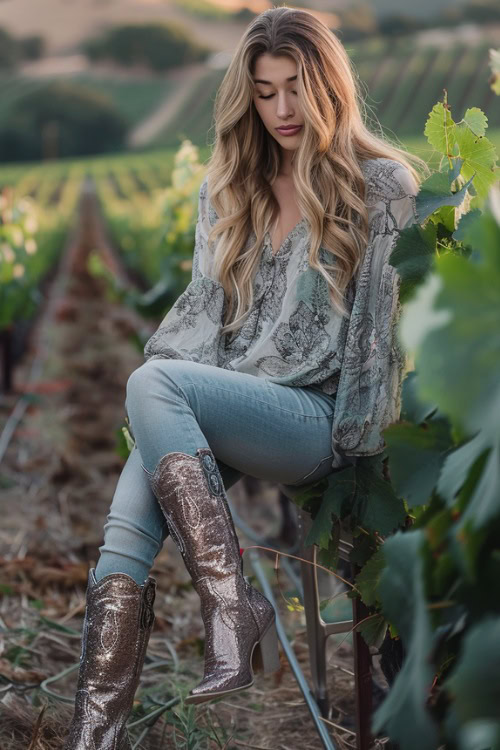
[125,358,343,489]
[94,444,168,585]
[124,358,343,703]
[96,357,342,589]
[95,439,244,586]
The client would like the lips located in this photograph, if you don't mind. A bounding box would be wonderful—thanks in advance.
[276,125,302,135]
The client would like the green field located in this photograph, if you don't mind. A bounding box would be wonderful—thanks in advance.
[69,75,175,127]
[1,126,498,192]
[362,40,498,136]
[0,74,174,129]
[0,33,497,156]
[150,68,226,149]
[154,36,499,146]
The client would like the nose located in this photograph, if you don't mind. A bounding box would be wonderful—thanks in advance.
[276,92,295,119]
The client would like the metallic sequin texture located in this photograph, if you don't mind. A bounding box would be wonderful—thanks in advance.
[63,568,156,749]
[148,447,279,703]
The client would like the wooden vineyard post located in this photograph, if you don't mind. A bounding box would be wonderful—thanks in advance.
[352,564,374,750]
[0,324,13,394]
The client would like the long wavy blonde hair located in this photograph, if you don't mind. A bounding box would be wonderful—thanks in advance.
[203,5,428,335]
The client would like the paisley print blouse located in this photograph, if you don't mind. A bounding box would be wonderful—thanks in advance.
[143,157,419,465]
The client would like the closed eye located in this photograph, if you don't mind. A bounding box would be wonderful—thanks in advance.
[258,92,298,99]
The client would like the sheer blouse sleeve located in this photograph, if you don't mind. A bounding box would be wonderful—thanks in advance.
[190,176,213,282]
[143,176,226,364]
[331,161,419,460]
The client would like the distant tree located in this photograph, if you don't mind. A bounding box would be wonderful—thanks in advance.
[0,28,46,69]
[0,81,127,162]
[336,26,373,42]
[336,3,378,43]
[19,35,46,61]
[420,0,500,28]
[234,8,257,22]
[83,22,212,72]
[462,0,500,22]
[379,14,428,36]
[0,28,20,70]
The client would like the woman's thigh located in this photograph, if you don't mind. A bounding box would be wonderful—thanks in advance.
[126,358,340,487]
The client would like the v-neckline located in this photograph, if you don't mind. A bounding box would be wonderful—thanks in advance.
[265,217,306,257]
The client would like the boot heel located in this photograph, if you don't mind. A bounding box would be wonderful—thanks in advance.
[252,620,280,675]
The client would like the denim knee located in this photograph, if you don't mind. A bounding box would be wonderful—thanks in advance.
[126,360,186,413]
[125,360,203,473]
[126,361,156,411]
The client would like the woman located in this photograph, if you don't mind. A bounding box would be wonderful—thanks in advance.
[64,6,427,748]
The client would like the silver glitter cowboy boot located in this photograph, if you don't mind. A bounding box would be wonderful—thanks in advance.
[63,568,156,749]
[146,447,280,705]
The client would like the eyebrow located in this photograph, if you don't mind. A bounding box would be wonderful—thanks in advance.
[253,74,297,85]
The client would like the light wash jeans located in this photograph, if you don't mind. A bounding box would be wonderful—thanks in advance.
[95,358,345,585]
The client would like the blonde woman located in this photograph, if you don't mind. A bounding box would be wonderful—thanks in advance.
[64,6,427,747]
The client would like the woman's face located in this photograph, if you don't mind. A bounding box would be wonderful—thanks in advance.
[252,53,304,152]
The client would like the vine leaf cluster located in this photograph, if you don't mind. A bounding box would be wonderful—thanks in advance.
[293,86,500,750]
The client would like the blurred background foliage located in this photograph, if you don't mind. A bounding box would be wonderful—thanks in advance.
[0,0,498,161]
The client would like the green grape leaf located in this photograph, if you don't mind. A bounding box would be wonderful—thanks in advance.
[354,546,386,607]
[372,530,439,750]
[424,101,456,156]
[462,107,488,137]
[457,720,500,750]
[288,476,328,510]
[453,208,483,245]
[457,208,500,269]
[444,617,500,722]
[316,521,341,572]
[351,457,408,536]
[453,123,498,199]
[349,532,378,567]
[383,416,453,508]
[413,167,474,225]
[430,204,458,232]
[436,431,484,507]
[358,612,388,649]
[305,455,406,548]
[389,221,437,303]
[305,468,355,548]
[121,424,135,453]
[430,550,457,597]
[400,370,440,426]
[412,207,500,529]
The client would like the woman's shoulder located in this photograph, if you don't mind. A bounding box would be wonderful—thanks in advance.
[359,157,417,199]
[359,157,419,235]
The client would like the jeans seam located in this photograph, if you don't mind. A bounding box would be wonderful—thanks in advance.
[141,462,154,477]
[178,381,335,419]
[293,453,334,484]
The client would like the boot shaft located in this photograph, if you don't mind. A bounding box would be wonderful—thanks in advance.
[64,569,156,750]
[150,448,242,584]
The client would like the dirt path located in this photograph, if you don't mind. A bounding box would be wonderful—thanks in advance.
[0,184,358,749]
